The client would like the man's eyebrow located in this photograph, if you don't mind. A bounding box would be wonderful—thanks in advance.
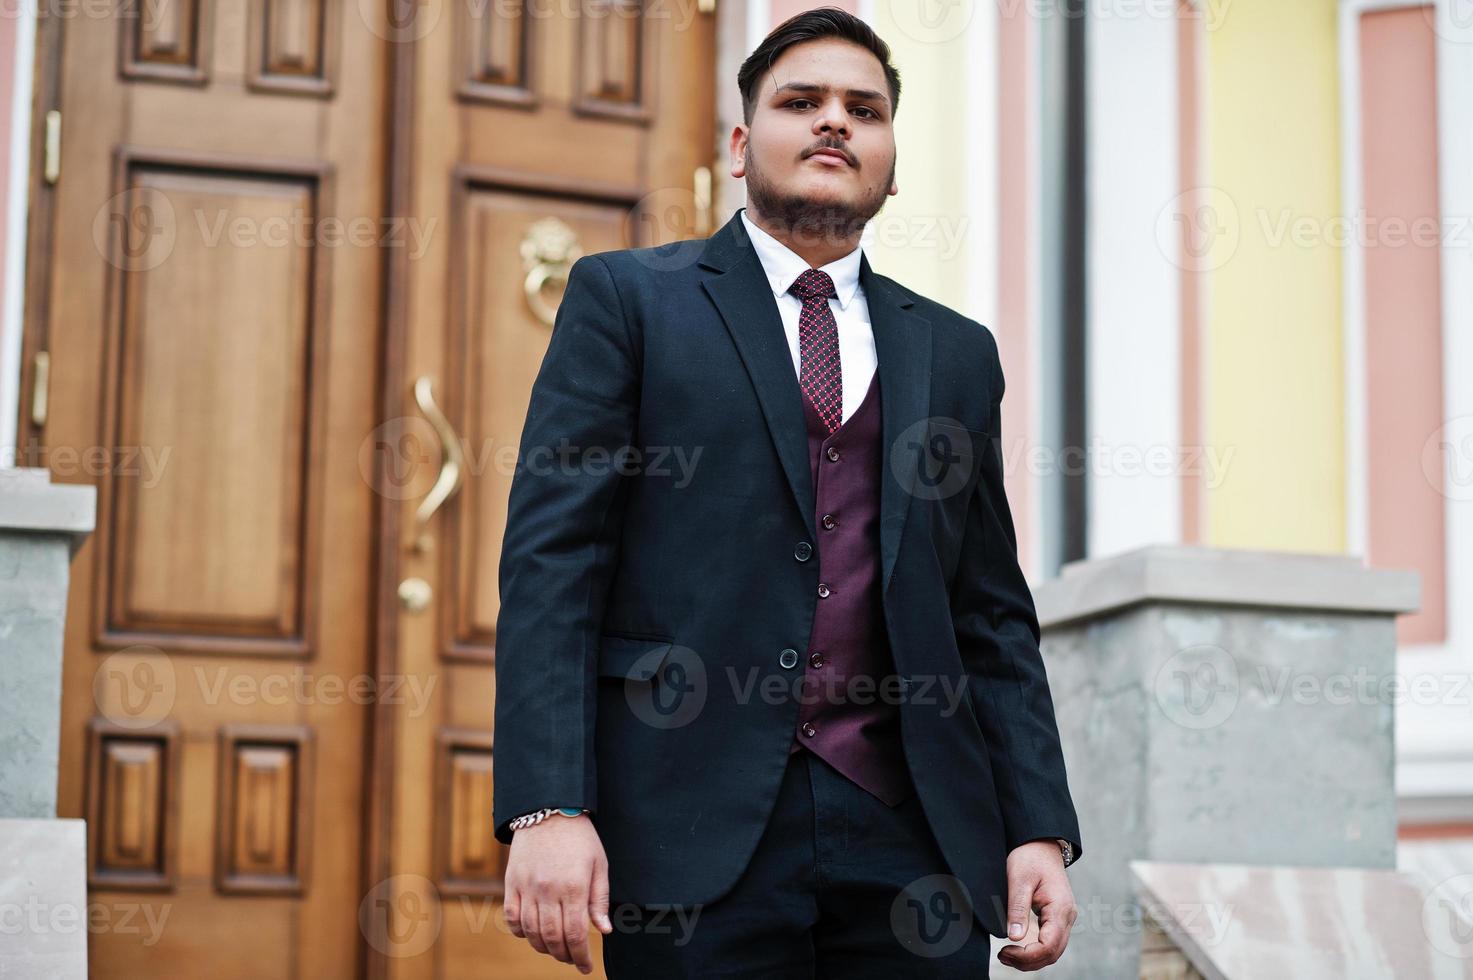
[770,80,890,106]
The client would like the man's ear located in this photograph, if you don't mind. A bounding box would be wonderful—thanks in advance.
[730,125,750,179]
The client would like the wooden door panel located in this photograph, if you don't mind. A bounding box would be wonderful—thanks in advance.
[247,0,339,95]
[388,1,715,976]
[444,188,634,664]
[433,729,503,896]
[85,720,180,890]
[39,1,386,977]
[576,0,649,118]
[121,0,211,84]
[215,724,313,894]
[97,155,325,654]
[456,0,534,104]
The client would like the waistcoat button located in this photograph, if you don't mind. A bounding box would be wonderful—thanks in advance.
[794,541,812,561]
[779,648,799,669]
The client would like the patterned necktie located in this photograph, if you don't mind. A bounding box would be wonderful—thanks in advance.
[790,268,843,433]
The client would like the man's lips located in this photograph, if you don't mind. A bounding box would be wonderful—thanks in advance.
[806,147,853,167]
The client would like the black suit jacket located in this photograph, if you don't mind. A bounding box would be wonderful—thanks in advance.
[492,211,1081,937]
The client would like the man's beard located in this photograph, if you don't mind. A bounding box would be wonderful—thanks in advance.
[743,139,894,250]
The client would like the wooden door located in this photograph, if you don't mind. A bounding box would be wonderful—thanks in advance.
[28,2,385,978]
[21,0,714,977]
[379,1,715,977]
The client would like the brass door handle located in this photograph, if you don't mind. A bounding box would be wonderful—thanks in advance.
[693,166,712,236]
[30,351,50,427]
[411,375,464,552]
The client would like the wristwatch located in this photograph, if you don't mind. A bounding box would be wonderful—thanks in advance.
[508,807,589,832]
[1057,838,1075,868]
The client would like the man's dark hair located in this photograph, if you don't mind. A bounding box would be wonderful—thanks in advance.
[737,7,901,125]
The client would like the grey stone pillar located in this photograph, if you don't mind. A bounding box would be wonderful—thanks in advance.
[0,467,95,818]
[1031,545,1418,980]
[0,467,95,980]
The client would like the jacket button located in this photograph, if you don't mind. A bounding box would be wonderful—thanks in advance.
[809,652,824,669]
[826,447,840,462]
[779,648,799,669]
[801,722,817,738]
[821,514,837,530]
[794,541,812,561]
[817,583,830,598]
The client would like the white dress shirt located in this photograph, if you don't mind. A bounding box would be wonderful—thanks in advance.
[740,208,877,424]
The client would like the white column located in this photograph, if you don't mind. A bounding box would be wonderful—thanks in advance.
[1085,3,1183,556]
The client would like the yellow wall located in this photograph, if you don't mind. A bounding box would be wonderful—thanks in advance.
[1204,0,1345,552]
[866,6,973,314]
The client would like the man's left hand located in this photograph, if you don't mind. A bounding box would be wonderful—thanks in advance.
[997,839,1077,971]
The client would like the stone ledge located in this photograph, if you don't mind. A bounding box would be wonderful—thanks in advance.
[0,818,88,979]
[0,468,96,558]
[1130,859,1472,980]
[1034,544,1420,630]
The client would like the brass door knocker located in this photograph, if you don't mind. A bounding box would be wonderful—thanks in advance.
[521,217,582,327]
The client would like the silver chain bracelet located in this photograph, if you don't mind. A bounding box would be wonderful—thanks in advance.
[508,807,589,832]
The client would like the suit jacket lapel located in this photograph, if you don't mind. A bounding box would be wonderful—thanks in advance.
[863,253,932,594]
[700,214,817,542]
[698,213,933,592]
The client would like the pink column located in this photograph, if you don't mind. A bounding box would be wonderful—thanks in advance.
[1360,7,1447,645]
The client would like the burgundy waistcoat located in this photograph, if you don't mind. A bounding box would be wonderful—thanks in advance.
[788,367,913,807]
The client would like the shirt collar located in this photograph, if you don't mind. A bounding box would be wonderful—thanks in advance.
[739,207,864,311]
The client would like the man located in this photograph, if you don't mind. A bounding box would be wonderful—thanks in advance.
[493,8,1081,977]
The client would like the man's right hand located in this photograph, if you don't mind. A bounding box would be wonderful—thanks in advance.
[502,815,612,975]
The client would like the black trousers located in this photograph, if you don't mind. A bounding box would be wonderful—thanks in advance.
[602,748,992,978]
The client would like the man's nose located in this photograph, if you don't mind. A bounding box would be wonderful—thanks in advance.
[813,99,852,139]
